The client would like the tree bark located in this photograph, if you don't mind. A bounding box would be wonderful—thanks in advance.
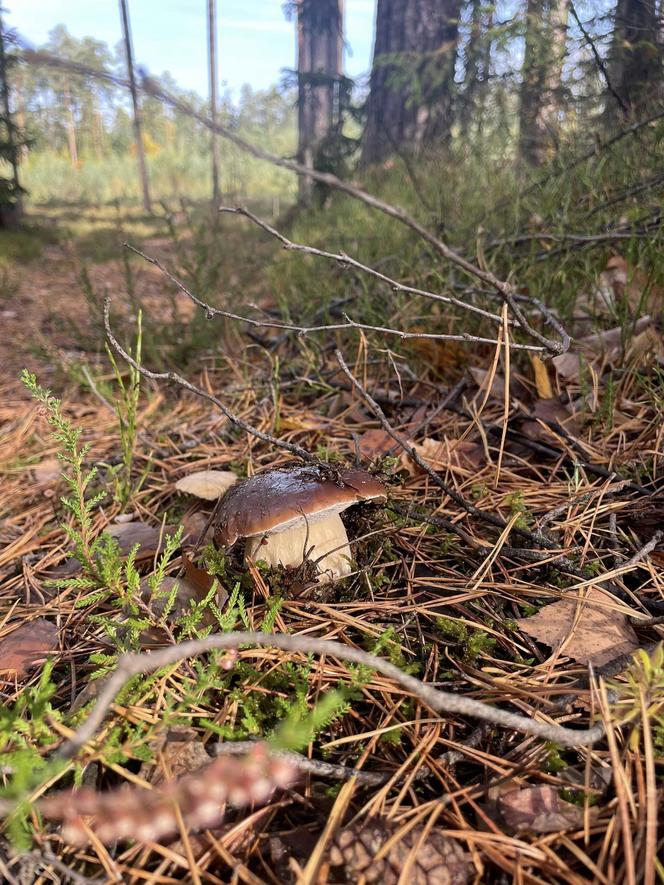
[607,0,663,120]
[119,0,151,213]
[64,84,79,168]
[518,0,570,167]
[296,0,344,204]
[361,0,463,166]
[460,0,493,138]
[0,12,22,222]
[207,0,221,204]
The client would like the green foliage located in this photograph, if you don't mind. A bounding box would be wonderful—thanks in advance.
[434,617,497,665]
[22,370,106,577]
[612,644,664,753]
[0,661,69,847]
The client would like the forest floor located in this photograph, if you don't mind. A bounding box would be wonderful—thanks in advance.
[0,202,663,884]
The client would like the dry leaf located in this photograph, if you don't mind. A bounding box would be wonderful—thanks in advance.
[181,510,214,546]
[553,316,655,381]
[358,429,395,460]
[520,398,580,444]
[140,727,211,785]
[403,437,485,475]
[32,457,61,484]
[107,521,176,559]
[517,587,639,666]
[498,785,586,833]
[0,619,58,676]
[175,470,238,501]
[469,367,506,400]
[530,355,554,399]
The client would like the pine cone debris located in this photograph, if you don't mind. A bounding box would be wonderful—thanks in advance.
[329,819,471,885]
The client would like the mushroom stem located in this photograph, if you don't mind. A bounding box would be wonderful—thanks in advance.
[245,513,352,584]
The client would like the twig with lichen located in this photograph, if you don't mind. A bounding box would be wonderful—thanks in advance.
[58,631,605,759]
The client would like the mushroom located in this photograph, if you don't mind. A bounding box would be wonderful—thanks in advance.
[214,466,387,584]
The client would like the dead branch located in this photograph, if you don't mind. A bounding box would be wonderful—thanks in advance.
[212,741,386,786]
[124,243,545,353]
[221,207,511,328]
[58,632,605,760]
[103,295,317,465]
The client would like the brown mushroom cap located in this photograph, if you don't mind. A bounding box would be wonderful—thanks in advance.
[214,466,387,547]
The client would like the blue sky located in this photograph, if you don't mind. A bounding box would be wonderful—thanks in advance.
[7,0,377,99]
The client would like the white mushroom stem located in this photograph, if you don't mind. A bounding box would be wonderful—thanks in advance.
[244,513,352,584]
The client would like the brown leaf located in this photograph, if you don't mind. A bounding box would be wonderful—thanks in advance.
[498,785,586,833]
[182,552,216,594]
[32,457,61,484]
[106,521,176,559]
[553,316,655,381]
[520,398,580,444]
[181,511,214,547]
[139,558,227,642]
[530,355,554,400]
[140,728,211,785]
[469,367,506,400]
[358,429,395,460]
[517,587,639,666]
[0,619,59,677]
[403,437,485,475]
[175,470,238,501]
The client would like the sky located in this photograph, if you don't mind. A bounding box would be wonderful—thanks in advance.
[7,0,377,100]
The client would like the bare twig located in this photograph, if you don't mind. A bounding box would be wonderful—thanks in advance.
[126,240,546,353]
[212,741,386,786]
[623,531,663,570]
[221,207,509,327]
[569,2,628,114]
[58,632,605,759]
[103,295,317,465]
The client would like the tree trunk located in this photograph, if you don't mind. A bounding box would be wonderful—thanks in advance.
[207,0,221,204]
[607,0,662,119]
[119,0,151,213]
[460,0,493,138]
[361,0,463,166]
[296,0,344,204]
[0,12,22,223]
[64,84,79,168]
[518,0,570,167]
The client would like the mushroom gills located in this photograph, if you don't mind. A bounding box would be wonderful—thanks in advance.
[244,513,352,584]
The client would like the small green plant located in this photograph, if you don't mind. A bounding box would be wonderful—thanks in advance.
[22,371,106,578]
[434,617,497,664]
[612,643,664,753]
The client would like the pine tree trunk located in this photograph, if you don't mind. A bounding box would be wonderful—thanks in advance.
[607,0,662,119]
[207,0,221,204]
[296,0,344,204]
[64,84,79,169]
[518,0,570,167]
[0,12,21,224]
[119,0,151,213]
[361,0,463,166]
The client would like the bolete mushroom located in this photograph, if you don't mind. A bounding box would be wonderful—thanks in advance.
[214,466,386,584]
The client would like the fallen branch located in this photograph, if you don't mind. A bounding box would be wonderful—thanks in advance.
[58,631,605,759]
[212,741,386,786]
[124,242,545,353]
[103,295,317,465]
